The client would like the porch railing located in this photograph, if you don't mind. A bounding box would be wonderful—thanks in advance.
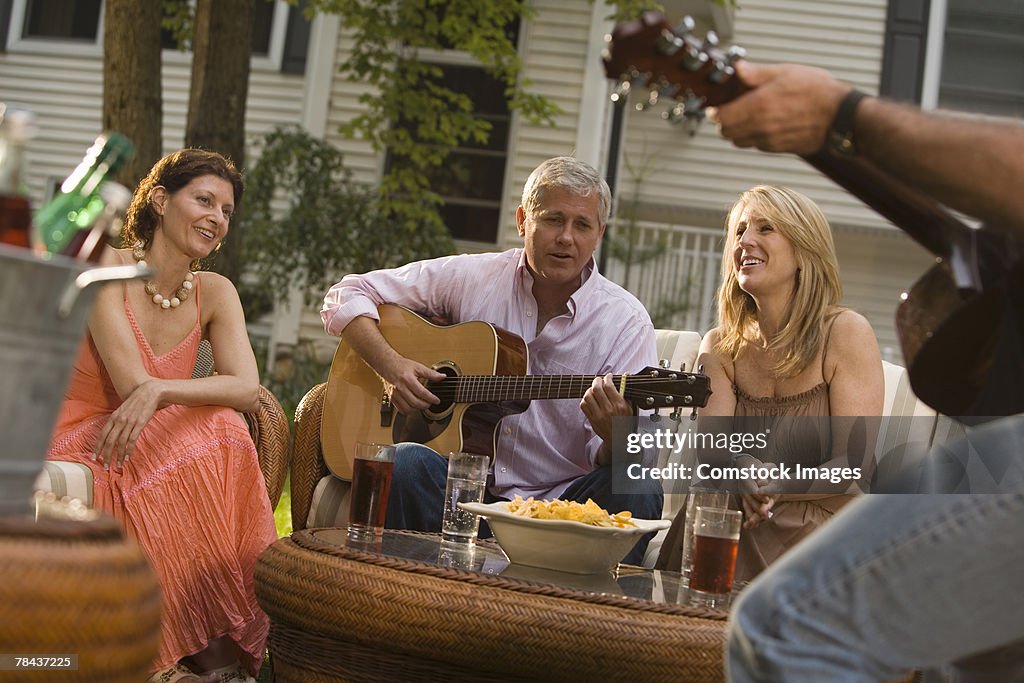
[601,220,723,335]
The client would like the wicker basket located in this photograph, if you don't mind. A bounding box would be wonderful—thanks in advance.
[0,514,161,682]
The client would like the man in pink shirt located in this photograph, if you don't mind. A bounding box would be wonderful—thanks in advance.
[321,156,662,563]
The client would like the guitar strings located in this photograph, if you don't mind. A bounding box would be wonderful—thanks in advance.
[423,375,699,401]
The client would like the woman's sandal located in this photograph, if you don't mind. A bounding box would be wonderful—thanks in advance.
[200,663,257,683]
[148,663,219,683]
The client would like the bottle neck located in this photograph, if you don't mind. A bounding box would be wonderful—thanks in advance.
[61,156,110,198]
[0,138,26,196]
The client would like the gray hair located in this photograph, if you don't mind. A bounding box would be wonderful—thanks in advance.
[520,156,611,226]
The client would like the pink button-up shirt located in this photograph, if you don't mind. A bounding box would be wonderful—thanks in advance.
[321,248,657,499]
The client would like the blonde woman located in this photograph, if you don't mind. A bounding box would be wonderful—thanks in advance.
[656,185,883,582]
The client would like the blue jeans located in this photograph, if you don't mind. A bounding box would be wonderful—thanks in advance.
[384,443,664,566]
[727,417,1024,682]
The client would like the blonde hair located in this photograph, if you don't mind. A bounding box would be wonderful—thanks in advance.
[520,156,611,226]
[716,185,843,377]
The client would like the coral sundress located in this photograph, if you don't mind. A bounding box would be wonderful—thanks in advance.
[47,275,277,676]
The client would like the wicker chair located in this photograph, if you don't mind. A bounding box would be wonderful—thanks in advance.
[37,341,291,510]
[242,384,292,509]
[291,382,330,530]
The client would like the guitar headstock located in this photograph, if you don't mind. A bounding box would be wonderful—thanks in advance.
[624,366,712,410]
[602,11,747,131]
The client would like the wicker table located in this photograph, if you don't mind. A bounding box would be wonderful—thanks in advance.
[255,528,730,682]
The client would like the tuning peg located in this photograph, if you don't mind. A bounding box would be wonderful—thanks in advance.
[697,364,705,374]
[651,408,662,422]
[635,88,660,112]
[675,16,696,35]
[726,45,748,62]
[709,57,736,84]
[610,78,632,103]
[659,358,671,369]
[670,408,682,422]
[690,407,699,421]
[657,29,684,56]
[680,44,708,72]
[664,102,687,125]
[679,362,687,372]
[703,31,719,48]
[663,92,707,136]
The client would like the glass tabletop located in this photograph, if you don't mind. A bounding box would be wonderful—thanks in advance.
[312,527,736,611]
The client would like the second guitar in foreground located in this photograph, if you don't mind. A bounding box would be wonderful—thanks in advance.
[320,304,712,480]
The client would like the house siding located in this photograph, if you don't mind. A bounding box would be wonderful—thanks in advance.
[0,49,306,206]
[322,26,381,186]
[498,0,599,249]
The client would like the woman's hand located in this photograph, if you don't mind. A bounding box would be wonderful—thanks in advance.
[741,492,776,529]
[732,453,777,528]
[94,379,165,470]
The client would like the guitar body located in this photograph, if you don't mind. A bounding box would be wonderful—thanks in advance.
[898,260,1024,417]
[321,305,529,480]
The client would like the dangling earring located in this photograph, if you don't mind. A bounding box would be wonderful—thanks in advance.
[213,242,223,253]
[132,239,146,261]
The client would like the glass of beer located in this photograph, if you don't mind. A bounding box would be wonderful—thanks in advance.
[680,490,731,584]
[688,506,742,607]
[347,442,397,543]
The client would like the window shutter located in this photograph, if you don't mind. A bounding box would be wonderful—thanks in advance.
[0,0,11,51]
[880,0,931,102]
[281,0,311,74]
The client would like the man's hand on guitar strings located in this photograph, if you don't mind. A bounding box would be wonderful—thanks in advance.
[381,355,445,414]
[580,373,633,445]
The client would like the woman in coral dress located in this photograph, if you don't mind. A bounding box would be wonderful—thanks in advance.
[47,149,277,683]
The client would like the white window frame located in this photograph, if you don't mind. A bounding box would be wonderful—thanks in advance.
[920,0,1024,115]
[920,0,949,109]
[6,0,292,71]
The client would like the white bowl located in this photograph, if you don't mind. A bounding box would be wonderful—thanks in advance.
[459,501,670,575]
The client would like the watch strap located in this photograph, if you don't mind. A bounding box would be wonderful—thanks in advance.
[827,89,867,156]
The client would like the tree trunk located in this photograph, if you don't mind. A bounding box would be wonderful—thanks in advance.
[186,0,254,283]
[102,0,163,191]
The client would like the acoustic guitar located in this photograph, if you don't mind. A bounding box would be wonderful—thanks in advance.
[603,12,1023,417]
[320,304,712,480]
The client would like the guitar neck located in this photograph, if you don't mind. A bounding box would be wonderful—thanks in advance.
[438,375,624,403]
[802,151,971,259]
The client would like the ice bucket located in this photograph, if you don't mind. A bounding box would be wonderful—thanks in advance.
[0,244,148,517]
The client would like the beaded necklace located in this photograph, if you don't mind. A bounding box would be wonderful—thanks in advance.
[131,240,195,310]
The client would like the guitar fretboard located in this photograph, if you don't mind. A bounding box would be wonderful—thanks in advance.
[438,375,624,403]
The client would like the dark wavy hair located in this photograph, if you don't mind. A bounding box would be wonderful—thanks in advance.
[121,148,244,249]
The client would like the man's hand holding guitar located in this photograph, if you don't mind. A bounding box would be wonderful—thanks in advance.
[708,61,850,156]
[581,373,635,467]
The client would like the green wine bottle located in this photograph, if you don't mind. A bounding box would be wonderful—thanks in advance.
[32,131,134,255]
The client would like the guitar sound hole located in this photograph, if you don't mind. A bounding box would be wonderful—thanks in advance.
[424,364,458,420]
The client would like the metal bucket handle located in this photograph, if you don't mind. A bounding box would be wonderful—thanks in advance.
[57,263,153,319]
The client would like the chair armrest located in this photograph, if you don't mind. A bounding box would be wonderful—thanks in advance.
[291,382,329,531]
[244,385,291,510]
